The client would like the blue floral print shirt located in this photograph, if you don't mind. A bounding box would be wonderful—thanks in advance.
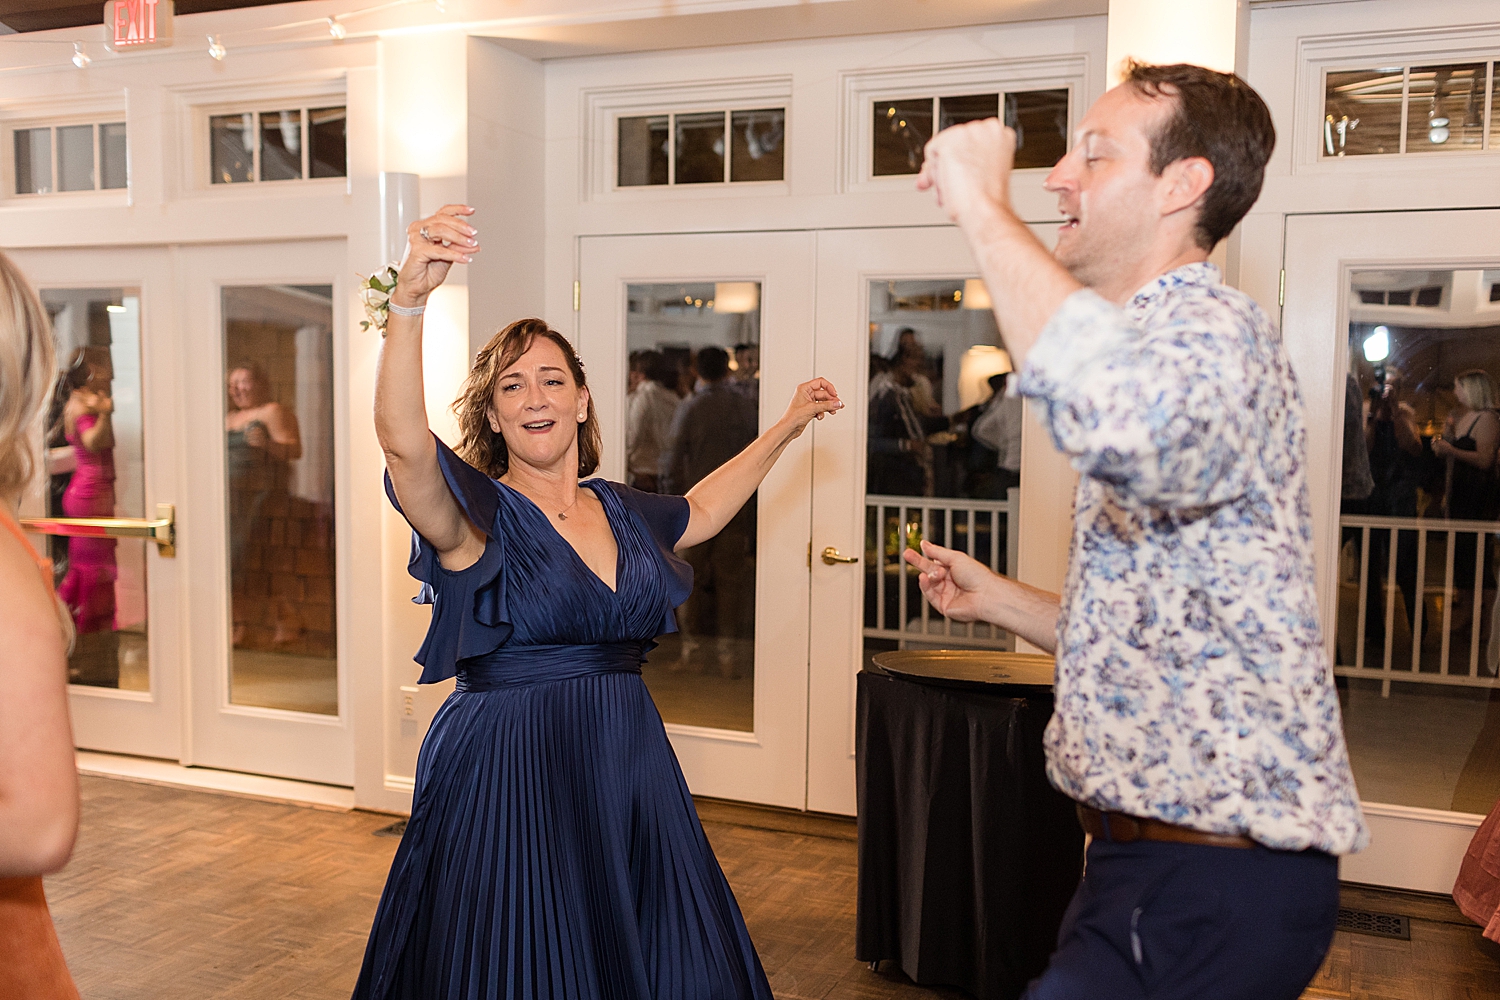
[1016,263,1368,855]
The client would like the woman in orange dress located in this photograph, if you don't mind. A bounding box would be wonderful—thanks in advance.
[0,249,83,999]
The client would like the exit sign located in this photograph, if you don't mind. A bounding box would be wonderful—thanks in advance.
[104,0,174,52]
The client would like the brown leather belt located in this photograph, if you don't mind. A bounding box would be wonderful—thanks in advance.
[1076,804,1257,850]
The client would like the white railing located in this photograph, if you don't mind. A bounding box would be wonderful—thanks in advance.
[1336,514,1500,695]
[863,490,1019,651]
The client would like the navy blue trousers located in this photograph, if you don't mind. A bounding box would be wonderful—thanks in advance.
[1020,836,1339,1000]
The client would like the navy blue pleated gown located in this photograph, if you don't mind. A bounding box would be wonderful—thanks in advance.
[353,438,773,1000]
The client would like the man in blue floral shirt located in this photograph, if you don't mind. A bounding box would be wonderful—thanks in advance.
[908,62,1367,1000]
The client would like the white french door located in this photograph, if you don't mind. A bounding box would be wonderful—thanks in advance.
[805,225,1066,815]
[1283,209,1500,892]
[578,231,817,809]
[15,246,183,760]
[15,240,354,786]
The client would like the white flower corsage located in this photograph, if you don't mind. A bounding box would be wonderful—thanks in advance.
[358,264,400,336]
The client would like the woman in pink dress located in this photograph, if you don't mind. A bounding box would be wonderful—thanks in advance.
[56,356,118,683]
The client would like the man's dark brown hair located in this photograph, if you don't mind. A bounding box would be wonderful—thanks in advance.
[1123,60,1276,251]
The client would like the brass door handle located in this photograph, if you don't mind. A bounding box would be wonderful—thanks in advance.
[821,546,859,566]
[22,503,176,557]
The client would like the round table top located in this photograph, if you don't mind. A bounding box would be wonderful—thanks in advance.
[870,650,1055,690]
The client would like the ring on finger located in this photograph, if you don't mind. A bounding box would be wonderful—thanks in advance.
[419,226,432,242]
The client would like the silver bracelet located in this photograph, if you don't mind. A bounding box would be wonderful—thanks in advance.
[388,300,426,317]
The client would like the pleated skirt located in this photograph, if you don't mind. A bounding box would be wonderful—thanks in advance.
[353,672,773,1000]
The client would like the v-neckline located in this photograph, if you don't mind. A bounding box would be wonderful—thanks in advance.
[499,478,622,595]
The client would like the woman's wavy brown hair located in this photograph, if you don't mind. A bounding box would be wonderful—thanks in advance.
[0,250,56,501]
[454,318,602,479]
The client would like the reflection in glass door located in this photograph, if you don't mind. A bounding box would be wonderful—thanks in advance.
[1333,267,1500,817]
[39,288,149,692]
[624,282,761,732]
[862,278,1019,670]
[221,285,337,716]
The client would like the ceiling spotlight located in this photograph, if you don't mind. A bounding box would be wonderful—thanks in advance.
[1363,325,1391,364]
[71,42,91,69]
[207,34,226,61]
[326,17,345,39]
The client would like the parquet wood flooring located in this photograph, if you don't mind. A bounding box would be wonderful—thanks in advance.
[43,775,1500,999]
[46,777,949,999]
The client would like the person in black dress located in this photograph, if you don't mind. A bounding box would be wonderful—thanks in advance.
[357,203,843,999]
[1432,369,1500,640]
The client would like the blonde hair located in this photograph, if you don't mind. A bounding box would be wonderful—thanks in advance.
[1454,369,1498,412]
[453,318,602,480]
[0,250,55,501]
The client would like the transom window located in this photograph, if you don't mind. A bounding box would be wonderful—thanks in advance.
[873,89,1069,176]
[209,105,346,184]
[12,121,127,195]
[1324,60,1497,156]
[617,108,785,187]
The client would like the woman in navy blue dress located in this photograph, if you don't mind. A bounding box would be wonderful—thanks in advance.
[355,204,843,999]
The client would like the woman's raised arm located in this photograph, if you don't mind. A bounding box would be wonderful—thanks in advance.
[677,378,842,551]
[374,205,486,569]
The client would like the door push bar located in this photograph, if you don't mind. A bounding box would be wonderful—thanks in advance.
[22,502,176,558]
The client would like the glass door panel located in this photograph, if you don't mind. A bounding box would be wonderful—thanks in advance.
[625,282,761,732]
[222,285,337,716]
[40,287,149,692]
[862,278,1019,671]
[1333,267,1500,816]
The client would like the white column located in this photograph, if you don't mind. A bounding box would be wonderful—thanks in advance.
[1105,0,1248,83]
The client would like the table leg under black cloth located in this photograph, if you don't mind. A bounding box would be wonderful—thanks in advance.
[855,670,1084,999]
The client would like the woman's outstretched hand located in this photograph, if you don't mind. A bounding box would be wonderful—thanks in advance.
[391,205,481,309]
[779,377,844,438]
[902,540,995,623]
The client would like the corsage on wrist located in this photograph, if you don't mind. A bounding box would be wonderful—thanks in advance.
[358,264,400,337]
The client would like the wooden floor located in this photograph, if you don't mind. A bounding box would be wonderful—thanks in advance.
[41,775,1500,999]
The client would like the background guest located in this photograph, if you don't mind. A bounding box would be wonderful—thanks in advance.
[661,346,759,676]
[625,349,681,493]
[1432,369,1499,640]
[56,351,118,686]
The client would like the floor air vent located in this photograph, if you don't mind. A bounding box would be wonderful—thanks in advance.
[374,820,408,839]
[1337,907,1410,940]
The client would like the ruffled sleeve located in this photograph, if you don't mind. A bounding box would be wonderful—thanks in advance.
[385,435,511,684]
[606,484,694,629]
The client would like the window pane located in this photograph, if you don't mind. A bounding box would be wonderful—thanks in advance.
[938,93,998,132]
[308,106,346,178]
[224,285,338,715]
[626,282,760,731]
[864,279,1019,672]
[1324,69,1404,156]
[618,115,669,187]
[873,98,932,176]
[260,110,303,181]
[1007,88,1070,169]
[210,113,254,184]
[14,127,51,194]
[1492,63,1499,151]
[56,124,95,191]
[1407,63,1487,153]
[41,288,149,691]
[1336,267,1500,814]
[100,122,127,189]
[674,112,725,184]
[729,108,784,182]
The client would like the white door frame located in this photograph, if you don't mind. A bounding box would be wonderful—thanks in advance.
[177,240,355,786]
[14,246,184,762]
[1283,208,1498,892]
[578,231,817,809]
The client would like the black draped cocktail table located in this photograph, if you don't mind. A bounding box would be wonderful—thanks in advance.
[856,651,1084,999]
